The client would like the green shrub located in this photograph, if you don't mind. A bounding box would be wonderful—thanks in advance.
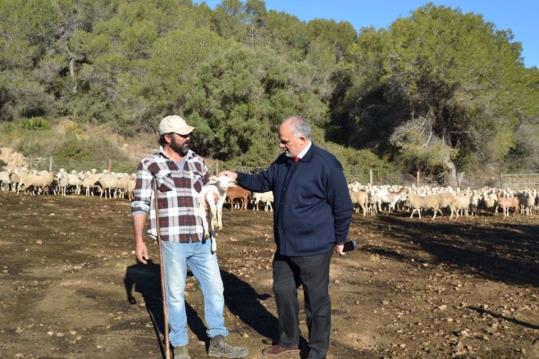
[18,117,51,131]
[51,134,137,172]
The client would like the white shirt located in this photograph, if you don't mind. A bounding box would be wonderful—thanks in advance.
[294,140,312,160]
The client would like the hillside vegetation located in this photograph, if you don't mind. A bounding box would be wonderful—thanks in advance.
[1,0,538,185]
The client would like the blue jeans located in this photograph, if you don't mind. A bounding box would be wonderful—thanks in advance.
[161,239,228,347]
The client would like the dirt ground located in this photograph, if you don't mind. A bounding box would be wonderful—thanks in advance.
[0,191,538,359]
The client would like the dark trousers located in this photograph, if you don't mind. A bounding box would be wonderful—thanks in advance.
[273,250,332,359]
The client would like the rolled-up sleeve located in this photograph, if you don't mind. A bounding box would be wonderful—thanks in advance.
[131,160,153,215]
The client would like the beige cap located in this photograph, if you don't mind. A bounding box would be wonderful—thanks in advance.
[158,115,195,135]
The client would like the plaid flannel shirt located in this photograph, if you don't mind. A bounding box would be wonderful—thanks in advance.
[131,148,209,242]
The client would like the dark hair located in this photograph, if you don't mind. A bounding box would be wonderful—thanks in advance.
[158,133,170,147]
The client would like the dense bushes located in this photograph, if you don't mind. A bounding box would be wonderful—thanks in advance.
[1,1,537,182]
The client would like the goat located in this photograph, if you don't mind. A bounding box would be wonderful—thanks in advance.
[226,185,250,210]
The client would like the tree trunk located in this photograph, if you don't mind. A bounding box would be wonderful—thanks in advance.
[443,157,458,188]
[69,57,77,94]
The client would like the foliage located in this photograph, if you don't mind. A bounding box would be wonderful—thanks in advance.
[330,4,539,178]
[0,0,538,181]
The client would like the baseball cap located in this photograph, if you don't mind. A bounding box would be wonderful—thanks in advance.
[158,115,195,136]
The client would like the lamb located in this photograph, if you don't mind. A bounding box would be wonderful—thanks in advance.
[198,175,235,252]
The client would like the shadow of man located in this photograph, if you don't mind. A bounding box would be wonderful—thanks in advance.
[123,261,207,357]
[219,269,318,355]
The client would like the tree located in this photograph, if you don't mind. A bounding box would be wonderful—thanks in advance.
[331,4,538,182]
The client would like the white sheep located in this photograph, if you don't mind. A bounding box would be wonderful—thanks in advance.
[252,191,274,212]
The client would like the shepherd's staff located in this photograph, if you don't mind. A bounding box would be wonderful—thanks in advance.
[153,181,171,359]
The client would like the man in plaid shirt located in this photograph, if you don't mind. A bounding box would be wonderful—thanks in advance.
[132,115,248,359]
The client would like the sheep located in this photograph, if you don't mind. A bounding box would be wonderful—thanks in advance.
[9,168,27,194]
[97,172,119,199]
[349,190,368,216]
[406,192,440,220]
[449,192,472,220]
[55,169,69,196]
[481,191,498,214]
[378,187,405,213]
[18,171,55,195]
[433,191,455,217]
[116,174,132,200]
[126,174,136,201]
[252,191,274,212]
[469,191,481,216]
[0,170,10,191]
[518,190,536,216]
[496,192,520,217]
[367,189,380,215]
[82,173,102,196]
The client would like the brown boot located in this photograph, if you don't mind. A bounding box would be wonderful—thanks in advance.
[262,344,300,357]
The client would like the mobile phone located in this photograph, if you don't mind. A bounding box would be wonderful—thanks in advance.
[342,240,357,253]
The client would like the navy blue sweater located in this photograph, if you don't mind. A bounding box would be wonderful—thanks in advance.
[237,144,353,256]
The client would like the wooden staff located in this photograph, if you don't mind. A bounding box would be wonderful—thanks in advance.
[153,182,171,359]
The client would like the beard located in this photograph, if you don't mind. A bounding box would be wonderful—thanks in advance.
[171,139,190,156]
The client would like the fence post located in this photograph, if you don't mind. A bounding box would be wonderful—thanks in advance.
[416,170,420,187]
[49,156,53,172]
[499,173,503,188]
[369,169,373,185]
[108,159,112,172]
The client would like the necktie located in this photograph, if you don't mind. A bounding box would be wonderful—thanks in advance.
[292,156,300,163]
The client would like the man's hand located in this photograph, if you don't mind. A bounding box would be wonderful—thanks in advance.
[219,170,238,180]
[334,243,345,256]
[135,241,149,264]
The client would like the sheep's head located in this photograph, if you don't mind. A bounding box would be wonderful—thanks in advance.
[216,175,236,191]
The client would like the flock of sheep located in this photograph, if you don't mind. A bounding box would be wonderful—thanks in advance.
[349,182,539,219]
[0,168,136,199]
[0,167,274,211]
[1,167,538,220]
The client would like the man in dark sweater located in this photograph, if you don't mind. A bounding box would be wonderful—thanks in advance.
[220,116,353,359]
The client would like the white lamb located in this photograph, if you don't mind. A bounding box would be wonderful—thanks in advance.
[197,175,235,253]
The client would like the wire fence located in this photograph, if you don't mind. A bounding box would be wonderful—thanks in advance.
[500,173,539,190]
[27,156,137,173]
[26,156,539,190]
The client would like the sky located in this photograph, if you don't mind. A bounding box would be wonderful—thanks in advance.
[194,0,539,68]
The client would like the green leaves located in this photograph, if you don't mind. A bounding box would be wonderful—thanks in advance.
[1,0,537,177]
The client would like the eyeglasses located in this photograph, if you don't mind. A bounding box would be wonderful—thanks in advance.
[174,133,190,139]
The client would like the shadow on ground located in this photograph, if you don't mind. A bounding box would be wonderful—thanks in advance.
[364,216,539,287]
